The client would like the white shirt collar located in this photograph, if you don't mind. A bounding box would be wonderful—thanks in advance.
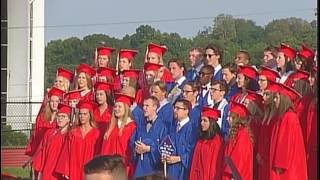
[176,76,186,86]
[177,116,190,130]
[130,102,137,111]
[195,63,204,72]
[214,64,222,76]
[157,99,169,112]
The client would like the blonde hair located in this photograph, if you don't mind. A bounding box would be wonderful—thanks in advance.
[44,103,55,121]
[111,103,132,125]
[229,112,254,144]
[74,110,97,128]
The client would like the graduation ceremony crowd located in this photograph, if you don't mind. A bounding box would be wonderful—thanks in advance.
[25,41,318,180]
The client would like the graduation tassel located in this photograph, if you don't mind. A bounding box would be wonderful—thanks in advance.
[140,137,143,161]
[116,50,120,76]
[164,158,167,178]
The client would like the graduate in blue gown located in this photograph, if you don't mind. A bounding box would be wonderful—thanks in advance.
[150,81,175,132]
[130,96,168,177]
[162,99,197,180]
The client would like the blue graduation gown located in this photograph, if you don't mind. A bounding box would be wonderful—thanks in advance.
[157,101,174,132]
[167,120,197,180]
[167,78,188,105]
[213,68,223,81]
[132,104,145,126]
[189,104,202,138]
[224,84,240,102]
[198,90,210,107]
[185,68,197,82]
[129,116,168,177]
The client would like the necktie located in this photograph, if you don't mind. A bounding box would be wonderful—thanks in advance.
[192,69,197,80]
[176,122,181,132]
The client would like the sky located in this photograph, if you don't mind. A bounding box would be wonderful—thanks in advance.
[45,0,317,44]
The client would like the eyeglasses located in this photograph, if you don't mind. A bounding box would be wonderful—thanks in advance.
[174,106,186,110]
[209,88,221,92]
[182,90,193,93]
[204,53,216,58]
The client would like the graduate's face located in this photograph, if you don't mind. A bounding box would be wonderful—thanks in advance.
[54,76,66,90]
[189,49,201,67]
[49,96,60,112]
[79,108,90,125]
[114,102,125,118]
[236,73,245,88]
[182,84,196,102]
[98,55,110,68]
[174,102,188,120]
[97,75,108,83]
[150,86,165,101]
[95,90,107,105]
[147,52,160,64]
[57,112,70,128]
[68,99,79,108]
[143,99,157,117]
[258,75,268,90]
[200,117,210,131]
[119,58,131,72]
[205,48,220,66]
[210,84,224,101]
[78,72,88,89]
[222,68,235,84]
[263,51,274,63]
[294,59,303,70]
[121,77,130,87]
[169,62,184,81]
[276,52,286,68]
[145,71,156,85]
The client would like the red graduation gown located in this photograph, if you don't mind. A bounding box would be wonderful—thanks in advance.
[25,113,57,156]
[160,68,174,83]
[101,121,136,177]
[32,128,67,180]
[135,88,144,107]
[189,135,224,180]
[306,99,318,180]
[93,106,112,133]
[54,127,101,180]
[222,127,253,180]
[269,110,307,180]
[80,90,94,102]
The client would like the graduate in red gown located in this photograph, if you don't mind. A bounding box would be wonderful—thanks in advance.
[93,82,113,133]
[25,87,64,179]
[145,43,173,83]
[75,63,96,101]
[142,62,163,100]
[94,46,115,68]
[222,101,253,180]
[230,65,258,104]
[101,93,137,177]
[189,107,224,180]
[54,100,101,180]
[266,82,307,180]
[122,69,144,106]
[32,103,72,180]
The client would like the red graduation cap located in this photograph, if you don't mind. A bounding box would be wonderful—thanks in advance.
[266,80,282,93]
[119,49,138,60]
[245,90,264,108]
[292,69,310,82]
[97,46,115,56]
[94,82,113,92]
[144,62,162,71]
[259,66,280,82]
[77,100,97,110]
[278,43,297,60]
[201,106,221,120]
[48,87,65,99]
[279,83,302,103]
[122,69,141,79]
[148,43,167,56]
[298,44,315,60]
[64,90,82,100]
[97,67,116,77]
[238,65,258,79]
[57,67,74,82]
[229,101,251,118]
[58,103,72,115]
[76,63,96,78]
[114,93,134,106]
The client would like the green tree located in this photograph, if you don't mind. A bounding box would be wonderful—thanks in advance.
[1,125,28,146]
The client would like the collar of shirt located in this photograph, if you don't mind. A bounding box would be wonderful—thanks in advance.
[201,82,211,96]
[177,116,190,130]
[213,64,222,76]
[176,76,186,86]
[130,102,137,111]
[146,115,157,124]
[195,63,204,73]
[157,99,169,112]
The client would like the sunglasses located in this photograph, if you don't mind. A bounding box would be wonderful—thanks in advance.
[204,53,216,58]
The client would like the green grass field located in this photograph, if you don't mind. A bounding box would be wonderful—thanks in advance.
[1,167,31,179]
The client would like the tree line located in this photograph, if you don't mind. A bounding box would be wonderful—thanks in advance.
[45,14,317,89]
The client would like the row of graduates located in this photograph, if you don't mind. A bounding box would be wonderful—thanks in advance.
[25,41,317,179]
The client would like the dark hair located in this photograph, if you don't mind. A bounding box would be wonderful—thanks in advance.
[211,80,228,93]
[200,65,215,75]
[184,81,200,92]
[145,96,160,109]
[238,50,251,61]
[199,118,221,140]
[168,58,185,70]
[222,63,238,74]
[84,155,127,180]
[174,99,192,112]
[264,46,277,58]
[205,43,224,64]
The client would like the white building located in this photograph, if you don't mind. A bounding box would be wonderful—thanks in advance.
[2,0,45,130]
